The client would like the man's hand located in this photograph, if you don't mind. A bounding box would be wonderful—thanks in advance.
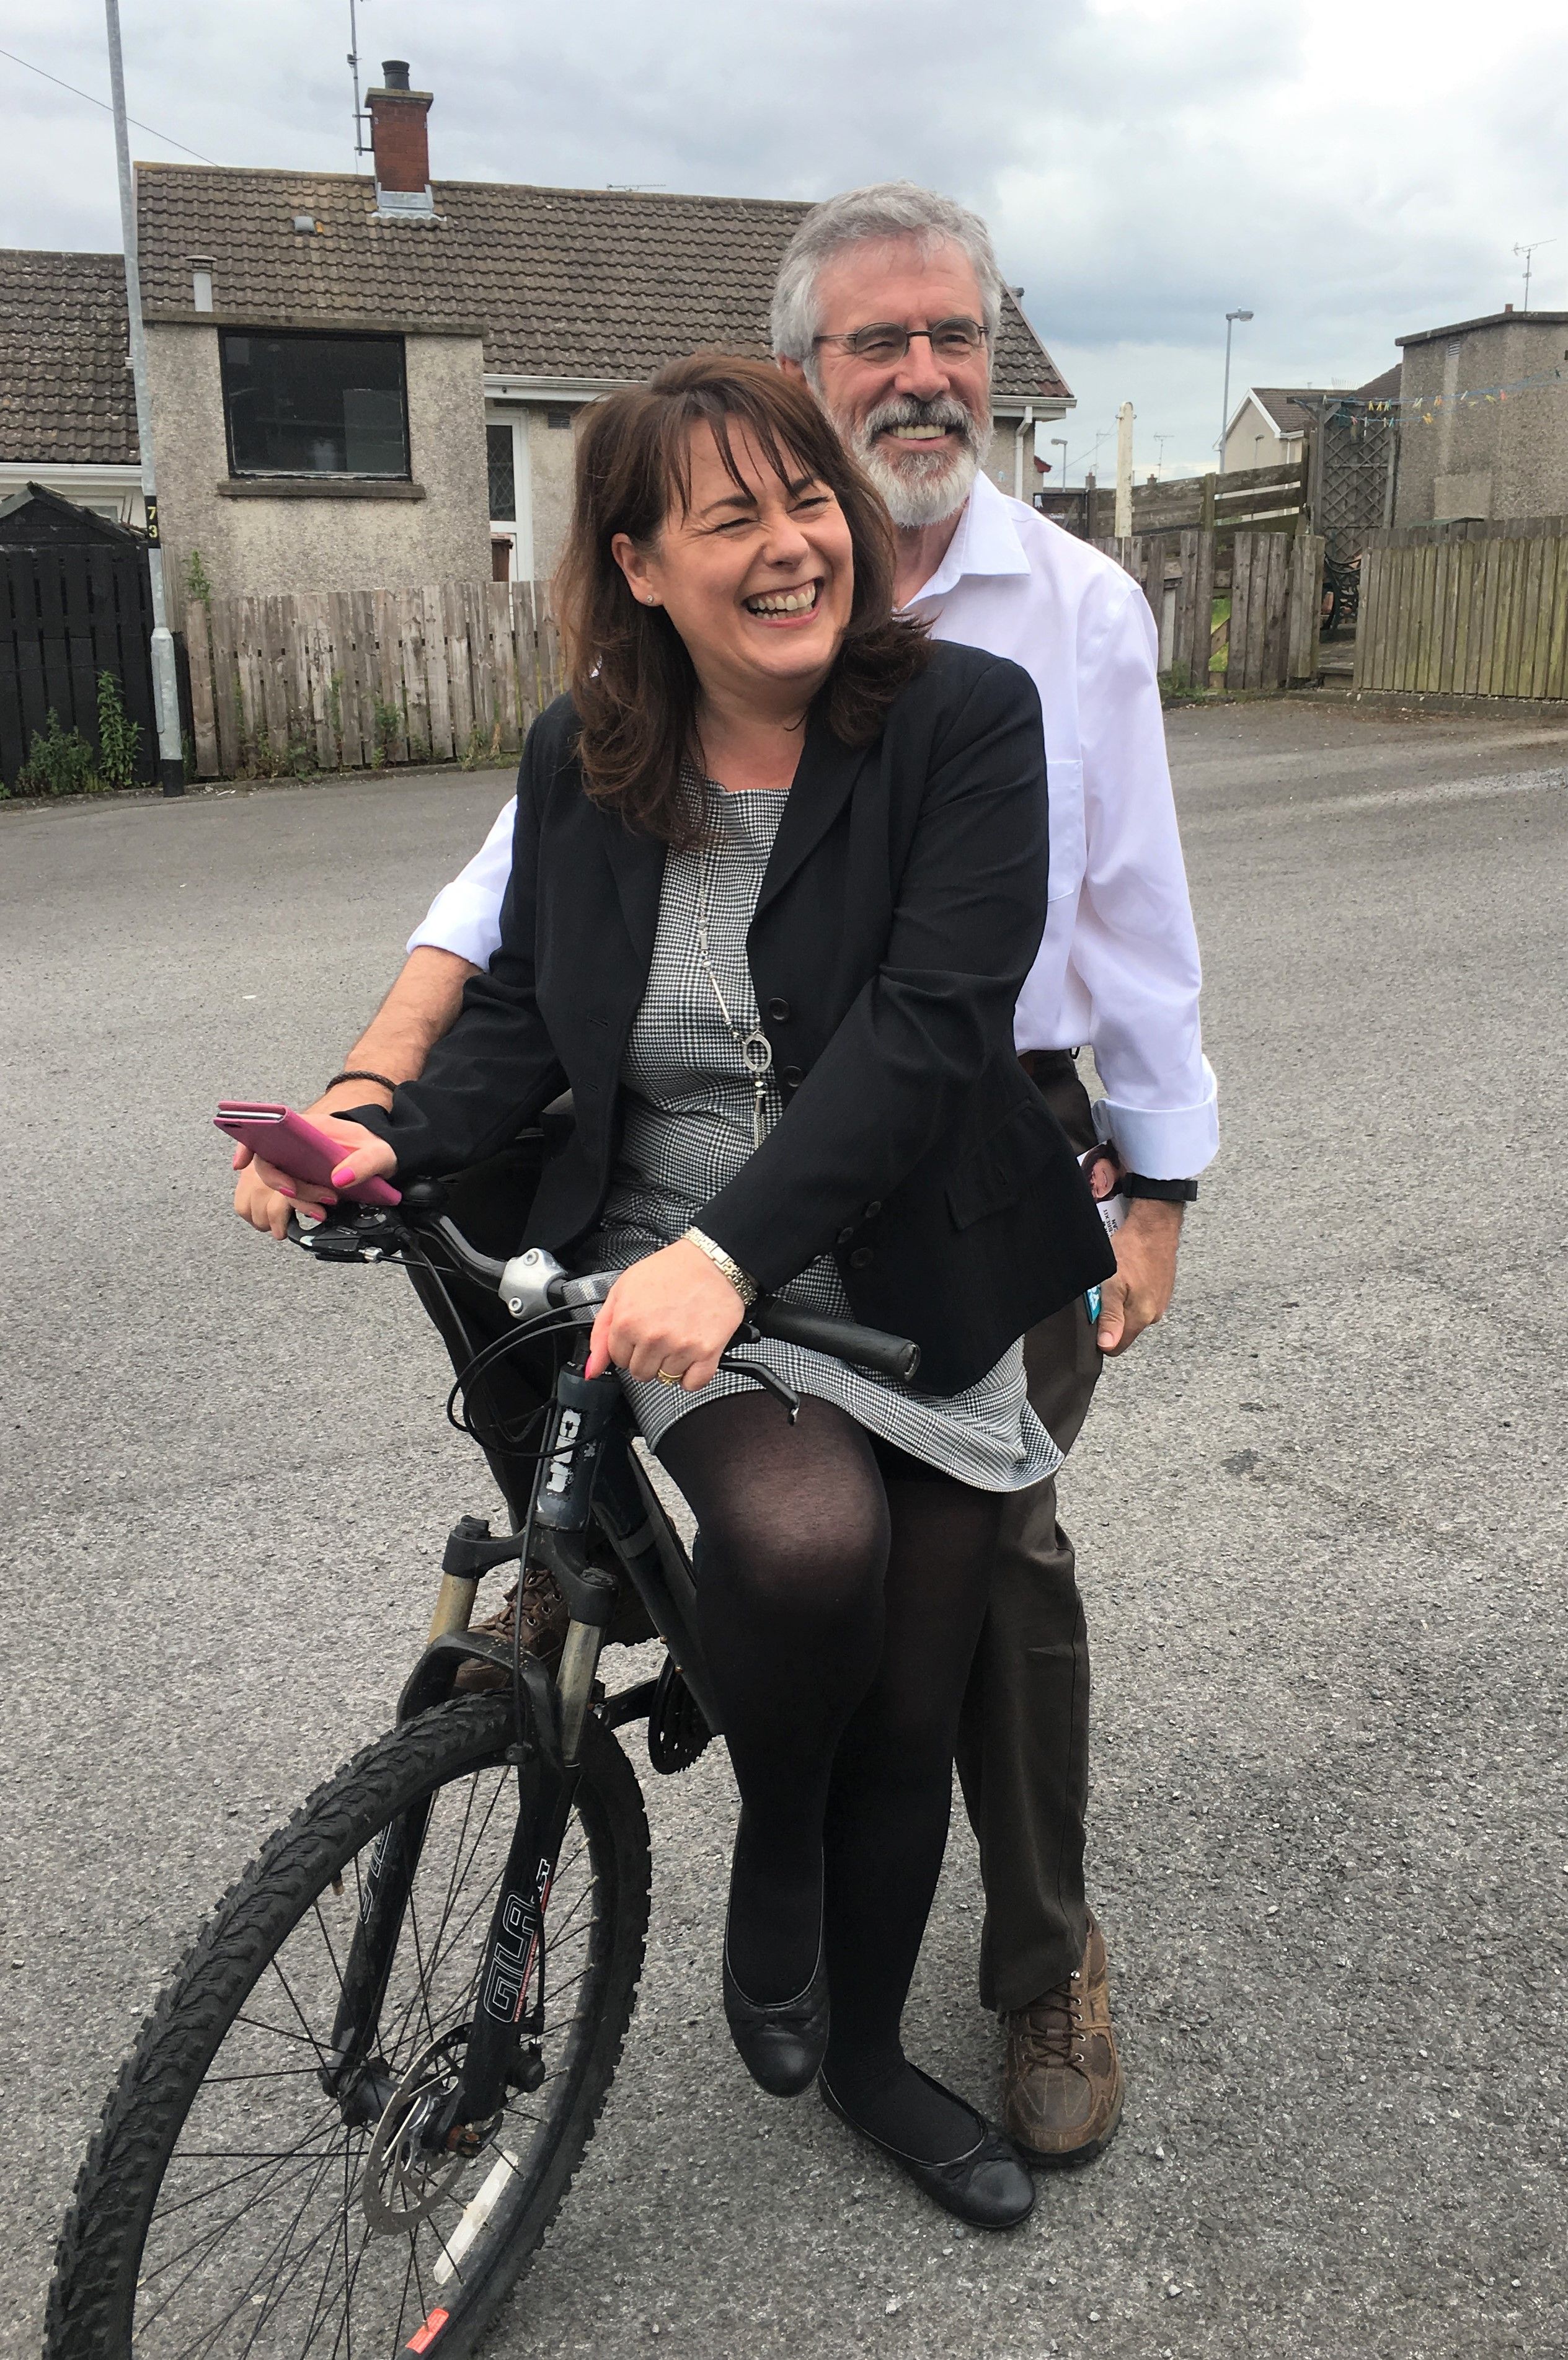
[1096,1197,1184,1356]
[585,1240,746,1390]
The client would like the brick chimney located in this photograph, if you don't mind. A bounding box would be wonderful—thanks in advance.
[368,61,434,219]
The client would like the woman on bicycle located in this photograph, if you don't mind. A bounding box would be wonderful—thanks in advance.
[322,354,1112,2229]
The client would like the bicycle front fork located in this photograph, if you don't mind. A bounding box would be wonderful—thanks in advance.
[324,1361,624,2147]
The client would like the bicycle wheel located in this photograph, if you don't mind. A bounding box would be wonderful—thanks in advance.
[48,1695,650,2360]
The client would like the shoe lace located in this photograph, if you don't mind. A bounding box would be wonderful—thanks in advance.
[1012,1971,1086,2072]
[485,1569,564,1642]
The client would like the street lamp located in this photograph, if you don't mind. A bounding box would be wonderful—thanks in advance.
[1220,308,1253,475]
[105,0,184,795]
[1051,436,1068,487]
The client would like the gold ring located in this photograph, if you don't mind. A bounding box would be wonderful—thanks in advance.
[655,1368,682,1385]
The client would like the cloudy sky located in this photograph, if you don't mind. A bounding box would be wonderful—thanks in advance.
[5,0,1567,476]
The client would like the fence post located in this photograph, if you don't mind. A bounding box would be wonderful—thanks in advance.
[185,598,219,777]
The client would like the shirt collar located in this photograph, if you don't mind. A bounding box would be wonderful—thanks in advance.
[902,470,1033,606]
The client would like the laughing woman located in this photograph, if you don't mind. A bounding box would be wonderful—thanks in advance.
[323,355,1112,2227]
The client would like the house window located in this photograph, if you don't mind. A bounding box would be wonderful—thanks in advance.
[220,332,409,477]
[487,423,516,519]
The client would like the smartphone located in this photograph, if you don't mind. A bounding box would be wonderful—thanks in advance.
[213,1101,401,1207]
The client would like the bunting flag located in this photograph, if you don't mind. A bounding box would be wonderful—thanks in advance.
[1365,368,1567,422]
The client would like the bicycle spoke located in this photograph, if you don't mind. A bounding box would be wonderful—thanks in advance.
[312,1899,348,1994]
[107,1712,637,2360]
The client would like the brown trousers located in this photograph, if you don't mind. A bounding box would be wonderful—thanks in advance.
[955,1053,1103,2014]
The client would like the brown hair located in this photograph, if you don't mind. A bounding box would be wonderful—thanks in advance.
[553,353,929,844]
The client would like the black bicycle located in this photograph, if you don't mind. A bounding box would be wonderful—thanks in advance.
[47,1186,918,2360]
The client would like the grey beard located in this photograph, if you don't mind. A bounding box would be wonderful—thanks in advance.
[839,397,987,530]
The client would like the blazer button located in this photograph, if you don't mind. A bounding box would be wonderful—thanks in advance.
[863,1200,882,1220]
[848,1246,874,1271]
[835,1225,856,1249]
[766,996,791,1023]
[781,1063,804,1087]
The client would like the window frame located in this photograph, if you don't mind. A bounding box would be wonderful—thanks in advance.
[218,328,412,482]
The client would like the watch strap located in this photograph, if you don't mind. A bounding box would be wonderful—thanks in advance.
[1123,1173,1198,1203]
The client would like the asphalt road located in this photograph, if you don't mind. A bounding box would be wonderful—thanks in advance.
[4,694,1566,2360]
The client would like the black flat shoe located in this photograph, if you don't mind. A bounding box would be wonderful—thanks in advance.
[818,2070,1036,2229]
[722,1938,830,2098]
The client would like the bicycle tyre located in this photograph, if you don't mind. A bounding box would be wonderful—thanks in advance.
[47,1696,650,2360]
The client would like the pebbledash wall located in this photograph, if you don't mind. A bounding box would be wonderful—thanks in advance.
[144,323,491,619]
[1394,309,1568,526]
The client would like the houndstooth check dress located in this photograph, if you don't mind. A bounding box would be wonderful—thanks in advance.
[587,779,1061,1491]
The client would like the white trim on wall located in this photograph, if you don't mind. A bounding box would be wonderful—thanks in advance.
[0,463,146,526]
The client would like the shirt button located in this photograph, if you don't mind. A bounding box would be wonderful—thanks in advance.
[781,1063,804,1087]
[766,996,791,1023]
[848,1246,874,1271]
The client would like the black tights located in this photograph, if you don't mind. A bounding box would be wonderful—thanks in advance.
[657,1391,1001,2161]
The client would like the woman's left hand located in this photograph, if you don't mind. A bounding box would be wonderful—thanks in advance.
[585,1240,745,1389]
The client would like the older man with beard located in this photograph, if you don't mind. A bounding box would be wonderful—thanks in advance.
[233,182,1215,2168]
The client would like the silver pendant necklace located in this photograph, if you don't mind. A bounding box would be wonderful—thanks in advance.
[696,816,774,1150]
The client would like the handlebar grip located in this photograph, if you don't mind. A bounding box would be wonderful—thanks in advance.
[748,1299,921,1383]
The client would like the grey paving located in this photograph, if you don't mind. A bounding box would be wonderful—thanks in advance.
[3,694,1566,2359]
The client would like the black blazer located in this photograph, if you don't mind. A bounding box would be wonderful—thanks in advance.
[363,641,1114,1395]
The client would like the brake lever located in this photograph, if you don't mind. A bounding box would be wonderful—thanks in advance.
[286,1206,402,1261]
[717,1349,800,1422]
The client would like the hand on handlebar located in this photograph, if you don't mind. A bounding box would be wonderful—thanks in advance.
[585,1239,745,1391]
[231,1099,396,1243]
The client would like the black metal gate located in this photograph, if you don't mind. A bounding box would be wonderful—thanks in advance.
[0,498,157,790]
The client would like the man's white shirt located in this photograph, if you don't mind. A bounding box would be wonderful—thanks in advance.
[410,472,1217,1180]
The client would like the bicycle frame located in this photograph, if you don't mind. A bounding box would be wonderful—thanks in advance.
[308,1201,719,2150]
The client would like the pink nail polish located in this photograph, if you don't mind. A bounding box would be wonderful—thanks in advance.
[277,1179,297,1198]
[330,1162,355,1186]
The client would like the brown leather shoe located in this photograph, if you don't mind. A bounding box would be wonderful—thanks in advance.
[1000,1913,1124,2166]
[453,1568,571,1692]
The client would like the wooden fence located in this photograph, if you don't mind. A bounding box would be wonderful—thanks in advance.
[1092,526,1324,692]
[181,523,1329,783]
[1354,518,1568,699]
[184,580,564,779]
[1039,459,1307,543]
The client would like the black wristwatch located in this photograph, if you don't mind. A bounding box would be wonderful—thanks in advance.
[1123,1173,1199,1203]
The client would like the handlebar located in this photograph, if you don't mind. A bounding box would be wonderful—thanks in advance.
[292,1199,922,1385]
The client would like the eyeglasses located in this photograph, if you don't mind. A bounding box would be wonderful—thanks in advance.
[811,318,988,365]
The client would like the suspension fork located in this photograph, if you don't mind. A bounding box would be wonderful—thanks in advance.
[436,1357,622,2142]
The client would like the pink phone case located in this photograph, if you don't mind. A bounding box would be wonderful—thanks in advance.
[214,1101,401,1206]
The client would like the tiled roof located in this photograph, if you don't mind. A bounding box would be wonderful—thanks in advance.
[0,249,138,466]
[1356,363,1402,404]
[1249,371,1402,435]
[135,167,1070,402]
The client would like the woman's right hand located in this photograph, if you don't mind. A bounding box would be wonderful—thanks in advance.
[231,1108,397,1242]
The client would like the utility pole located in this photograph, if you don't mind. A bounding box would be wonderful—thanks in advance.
[1114,401,1134,537]
[105,0,183,796]
[1220,308,1253,474]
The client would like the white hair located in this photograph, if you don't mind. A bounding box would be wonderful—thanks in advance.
[770,181,1005,375]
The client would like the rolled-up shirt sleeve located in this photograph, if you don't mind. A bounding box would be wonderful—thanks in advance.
[1071,582,1218,1180]
[406,795,516,965]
